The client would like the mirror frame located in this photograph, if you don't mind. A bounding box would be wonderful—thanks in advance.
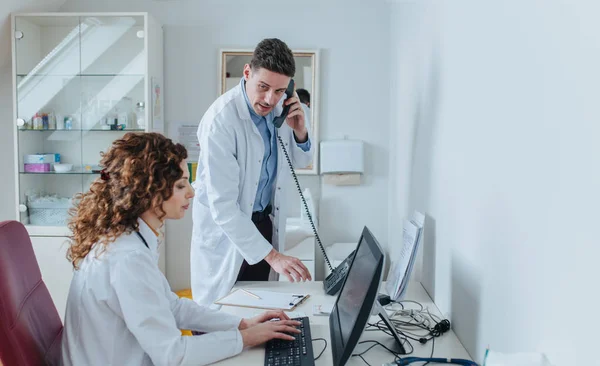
[219,49,319,175]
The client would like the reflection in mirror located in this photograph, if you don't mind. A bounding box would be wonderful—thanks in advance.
[220,50,319,174]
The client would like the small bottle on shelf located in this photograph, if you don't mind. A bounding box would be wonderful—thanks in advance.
[42,114,49,130]
[135,102,146,129]
[48,111,56,129]
[32,114,38,130]
[56,114,64,130]
[118,110,128,130]
[64,116,73,130]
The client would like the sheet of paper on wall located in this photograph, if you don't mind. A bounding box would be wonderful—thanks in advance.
[386,211,424,301]
[168,122,200,162]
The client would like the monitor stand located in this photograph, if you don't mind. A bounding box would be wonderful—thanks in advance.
[374,301,407,354]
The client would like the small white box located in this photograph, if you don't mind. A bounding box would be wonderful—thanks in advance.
[320,140,364,174]
[23,153,60,164]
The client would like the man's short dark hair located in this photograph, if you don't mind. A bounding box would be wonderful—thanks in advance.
[296,88,310,105]
[250,38,295,77]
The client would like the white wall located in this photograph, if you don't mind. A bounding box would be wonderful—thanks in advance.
[59,0,391,290]
[0,0,67,221]
[387,0,436,286]
[390,1,600,365]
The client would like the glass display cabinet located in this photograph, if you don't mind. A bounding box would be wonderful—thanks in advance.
[12,13,164,237]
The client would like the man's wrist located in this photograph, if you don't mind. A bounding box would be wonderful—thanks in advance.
[294,128,308,143]
[264,248,278,264]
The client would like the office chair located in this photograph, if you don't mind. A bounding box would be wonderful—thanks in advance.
[0,220,63,366]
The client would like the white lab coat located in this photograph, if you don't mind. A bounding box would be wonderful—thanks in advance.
[61,219,244,366]
[191,82,313,307]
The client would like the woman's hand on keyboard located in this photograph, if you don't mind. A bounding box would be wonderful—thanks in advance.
[239,310,294,330]
[240,320,301,348]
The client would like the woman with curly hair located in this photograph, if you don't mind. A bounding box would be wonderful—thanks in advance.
[61,132,301,366]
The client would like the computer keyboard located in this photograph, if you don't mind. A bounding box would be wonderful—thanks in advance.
[264,317,315,366]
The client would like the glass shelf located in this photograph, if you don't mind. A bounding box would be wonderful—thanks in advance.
[17,74,145,77]
[14,14,153,233]
[19,171,100,175]
[18,128,145,132]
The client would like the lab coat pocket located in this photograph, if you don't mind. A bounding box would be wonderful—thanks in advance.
[194,230,226,250]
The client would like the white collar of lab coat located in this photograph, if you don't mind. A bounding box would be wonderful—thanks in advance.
[233,83,251,121]
[136,218,159,254]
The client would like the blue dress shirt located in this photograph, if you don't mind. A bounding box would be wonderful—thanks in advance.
[240,78,311,212]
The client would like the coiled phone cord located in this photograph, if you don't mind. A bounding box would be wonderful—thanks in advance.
[277,134,334,272]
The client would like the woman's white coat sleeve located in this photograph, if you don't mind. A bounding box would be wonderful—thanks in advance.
[110,252,243,365]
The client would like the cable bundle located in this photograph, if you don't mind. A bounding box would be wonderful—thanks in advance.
[369,300,450,346]
[352,300,476,366]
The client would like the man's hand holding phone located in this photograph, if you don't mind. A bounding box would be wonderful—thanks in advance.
[283,89,308,142]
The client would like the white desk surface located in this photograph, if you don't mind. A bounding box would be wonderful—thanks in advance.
[212,281,472,366]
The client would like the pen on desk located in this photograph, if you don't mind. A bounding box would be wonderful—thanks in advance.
[289,295,305,306]
[240,288,261,299]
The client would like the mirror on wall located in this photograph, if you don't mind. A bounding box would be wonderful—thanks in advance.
[219,50,319,175]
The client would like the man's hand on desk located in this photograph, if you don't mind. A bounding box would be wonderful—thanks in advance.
[264,249,312,282]
[239,313,301,348]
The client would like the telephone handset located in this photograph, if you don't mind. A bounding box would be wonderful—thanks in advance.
[274,79,352,295]
[272,79,295,128]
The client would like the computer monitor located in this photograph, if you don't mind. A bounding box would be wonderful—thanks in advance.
[328,226,406,366]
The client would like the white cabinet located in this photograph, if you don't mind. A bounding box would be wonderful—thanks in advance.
[30,236,73,321]
[11,13,164,313]
[12,13,164,235]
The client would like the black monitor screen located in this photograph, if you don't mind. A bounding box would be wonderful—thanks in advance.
[329,226,385,366]
[336,236,377,346]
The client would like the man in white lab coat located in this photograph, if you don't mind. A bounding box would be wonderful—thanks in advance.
[191,38,314,307]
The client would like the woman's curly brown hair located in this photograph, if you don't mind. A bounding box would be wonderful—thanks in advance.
[67,132,187,269]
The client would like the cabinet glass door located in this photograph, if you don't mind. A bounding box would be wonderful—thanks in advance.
[15,15,85,227]
[79,15,146,180]
[14,15,147,228]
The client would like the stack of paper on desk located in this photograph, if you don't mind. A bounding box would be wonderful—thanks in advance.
[386,211,424,301]
[215,289,310,311]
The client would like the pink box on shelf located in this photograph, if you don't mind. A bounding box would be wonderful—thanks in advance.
[24,163,51,172]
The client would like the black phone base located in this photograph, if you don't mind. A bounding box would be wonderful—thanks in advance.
[323,264,349,295]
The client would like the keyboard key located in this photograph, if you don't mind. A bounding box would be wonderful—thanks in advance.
[264,317,315,366]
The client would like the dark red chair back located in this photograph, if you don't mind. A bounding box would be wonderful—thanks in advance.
[0,220,63,365]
